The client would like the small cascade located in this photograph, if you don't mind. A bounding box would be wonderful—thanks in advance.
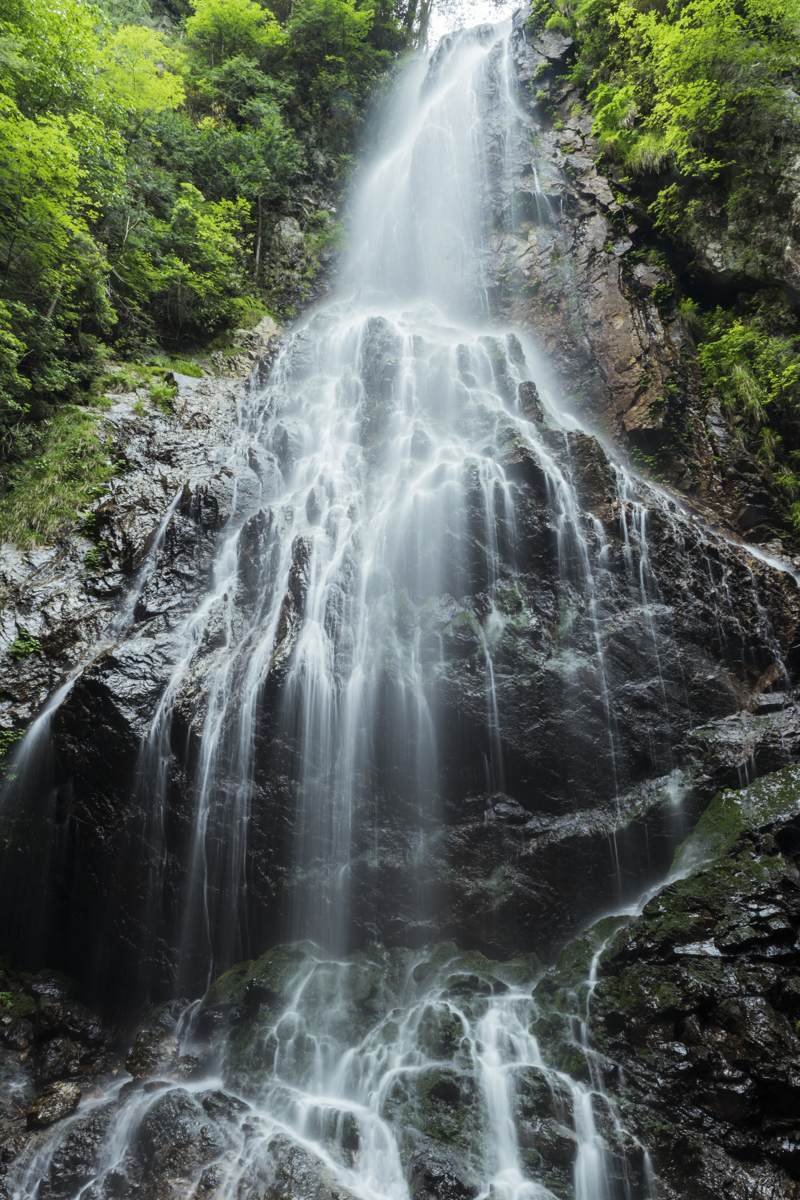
[7,942,658,1200]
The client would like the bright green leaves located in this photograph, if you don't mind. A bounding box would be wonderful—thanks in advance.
[287,0,374,67]
[101,25,186,117]
[590,81,638,159]
[0,300,31,422]
[286,0,384,149]
[692,299,800,524]
[0,0,104,118]
[0,0,409,469]
[550,0,800,190]
[698,309,800,434]
[185,0,286,68]
[533,0,800,540]
[154,183,254,339]
[0,96,83,282]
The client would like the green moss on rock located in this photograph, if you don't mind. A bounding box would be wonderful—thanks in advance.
[674,762,800,870]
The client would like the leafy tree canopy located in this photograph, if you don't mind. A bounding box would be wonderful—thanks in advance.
[0,0,411,477]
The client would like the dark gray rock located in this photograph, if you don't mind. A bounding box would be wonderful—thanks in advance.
[264,1135,358,1200]
[26,1082,81,1129]
[587,765,800,1199]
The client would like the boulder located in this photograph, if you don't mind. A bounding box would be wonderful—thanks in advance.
[27,1081,82,1129]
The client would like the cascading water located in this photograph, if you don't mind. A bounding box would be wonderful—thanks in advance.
[106,17,638,983]
[7,941,654,1200]
[2,11,797,1200]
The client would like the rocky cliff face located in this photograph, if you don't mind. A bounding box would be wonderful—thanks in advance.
[492,12,796,546]
[583,765,800,1199]
[1,5,799,1002]
[1,349,797,1007]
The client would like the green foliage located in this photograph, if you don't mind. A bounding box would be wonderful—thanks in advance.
[84,544,103,572]
[185,0,285,67]
[534,0,800,243]
[696,301,800,435]
[0,728,23,763]
[150,183,255,340]
[0,985,37,1015]
[691,294,800,526]
[161,356,204,377]
[101,25,185,116]
[148,377,177,412]
[0,404,119,545]
[286,0,381,150]
[532,0,800,540]
[7,628,41,658]
[0,0,410,538]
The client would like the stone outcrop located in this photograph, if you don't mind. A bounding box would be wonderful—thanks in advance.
[488,18,708,483]
[1,358,798,1007]
[586,765,800,1198]
[490,11,797,543]
[0,962,116,1189]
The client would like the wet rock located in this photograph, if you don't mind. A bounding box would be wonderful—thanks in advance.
[27,1081,82,1128]
[131,1085,232,1184]
[406,1136,476,1200]
[125,1023,179,1080]
[518,380,545,423]
[37,1037,83,1084]
[587,765,800,1199]
[416,1004,467,1059]
[689,703,800,789]
[36,1106,116,1198]
[265,1134,357,1200]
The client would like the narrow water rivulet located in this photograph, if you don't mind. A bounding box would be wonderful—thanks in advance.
[2,11,799,1200]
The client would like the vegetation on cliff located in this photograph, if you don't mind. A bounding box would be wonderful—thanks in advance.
[0,0,411,522]
[532,0,800,536]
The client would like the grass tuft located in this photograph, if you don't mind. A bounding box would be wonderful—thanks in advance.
[0,405,119,547]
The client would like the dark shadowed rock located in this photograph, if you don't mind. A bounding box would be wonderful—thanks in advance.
[587,765,800,1199]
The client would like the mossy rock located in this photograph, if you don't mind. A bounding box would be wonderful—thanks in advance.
[674,762,800,871]
[539,914,630,1000]
[0,987,37,1019]
[203,942,315,1011]
[415,1002,468,1060]
[385,1066,480,1150]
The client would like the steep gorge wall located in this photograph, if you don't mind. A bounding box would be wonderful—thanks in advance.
[1,18,799,1008]
[494,10,800,547]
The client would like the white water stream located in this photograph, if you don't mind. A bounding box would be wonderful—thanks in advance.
[9,940,655,1200]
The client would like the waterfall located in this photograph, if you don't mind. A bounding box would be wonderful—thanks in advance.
[120,19,626,979]
[7,943,653,1200]
[2,12,796,1200]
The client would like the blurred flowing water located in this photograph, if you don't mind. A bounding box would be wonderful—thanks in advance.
[9,944,655,1200]
[129,22,611,971]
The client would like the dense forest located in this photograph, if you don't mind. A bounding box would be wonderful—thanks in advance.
[0,0,413,539]
[3,0,800,543]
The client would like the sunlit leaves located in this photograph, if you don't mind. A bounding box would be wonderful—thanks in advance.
[185,0,286,67]
[0,0,407,440]
[102,25,186,117]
